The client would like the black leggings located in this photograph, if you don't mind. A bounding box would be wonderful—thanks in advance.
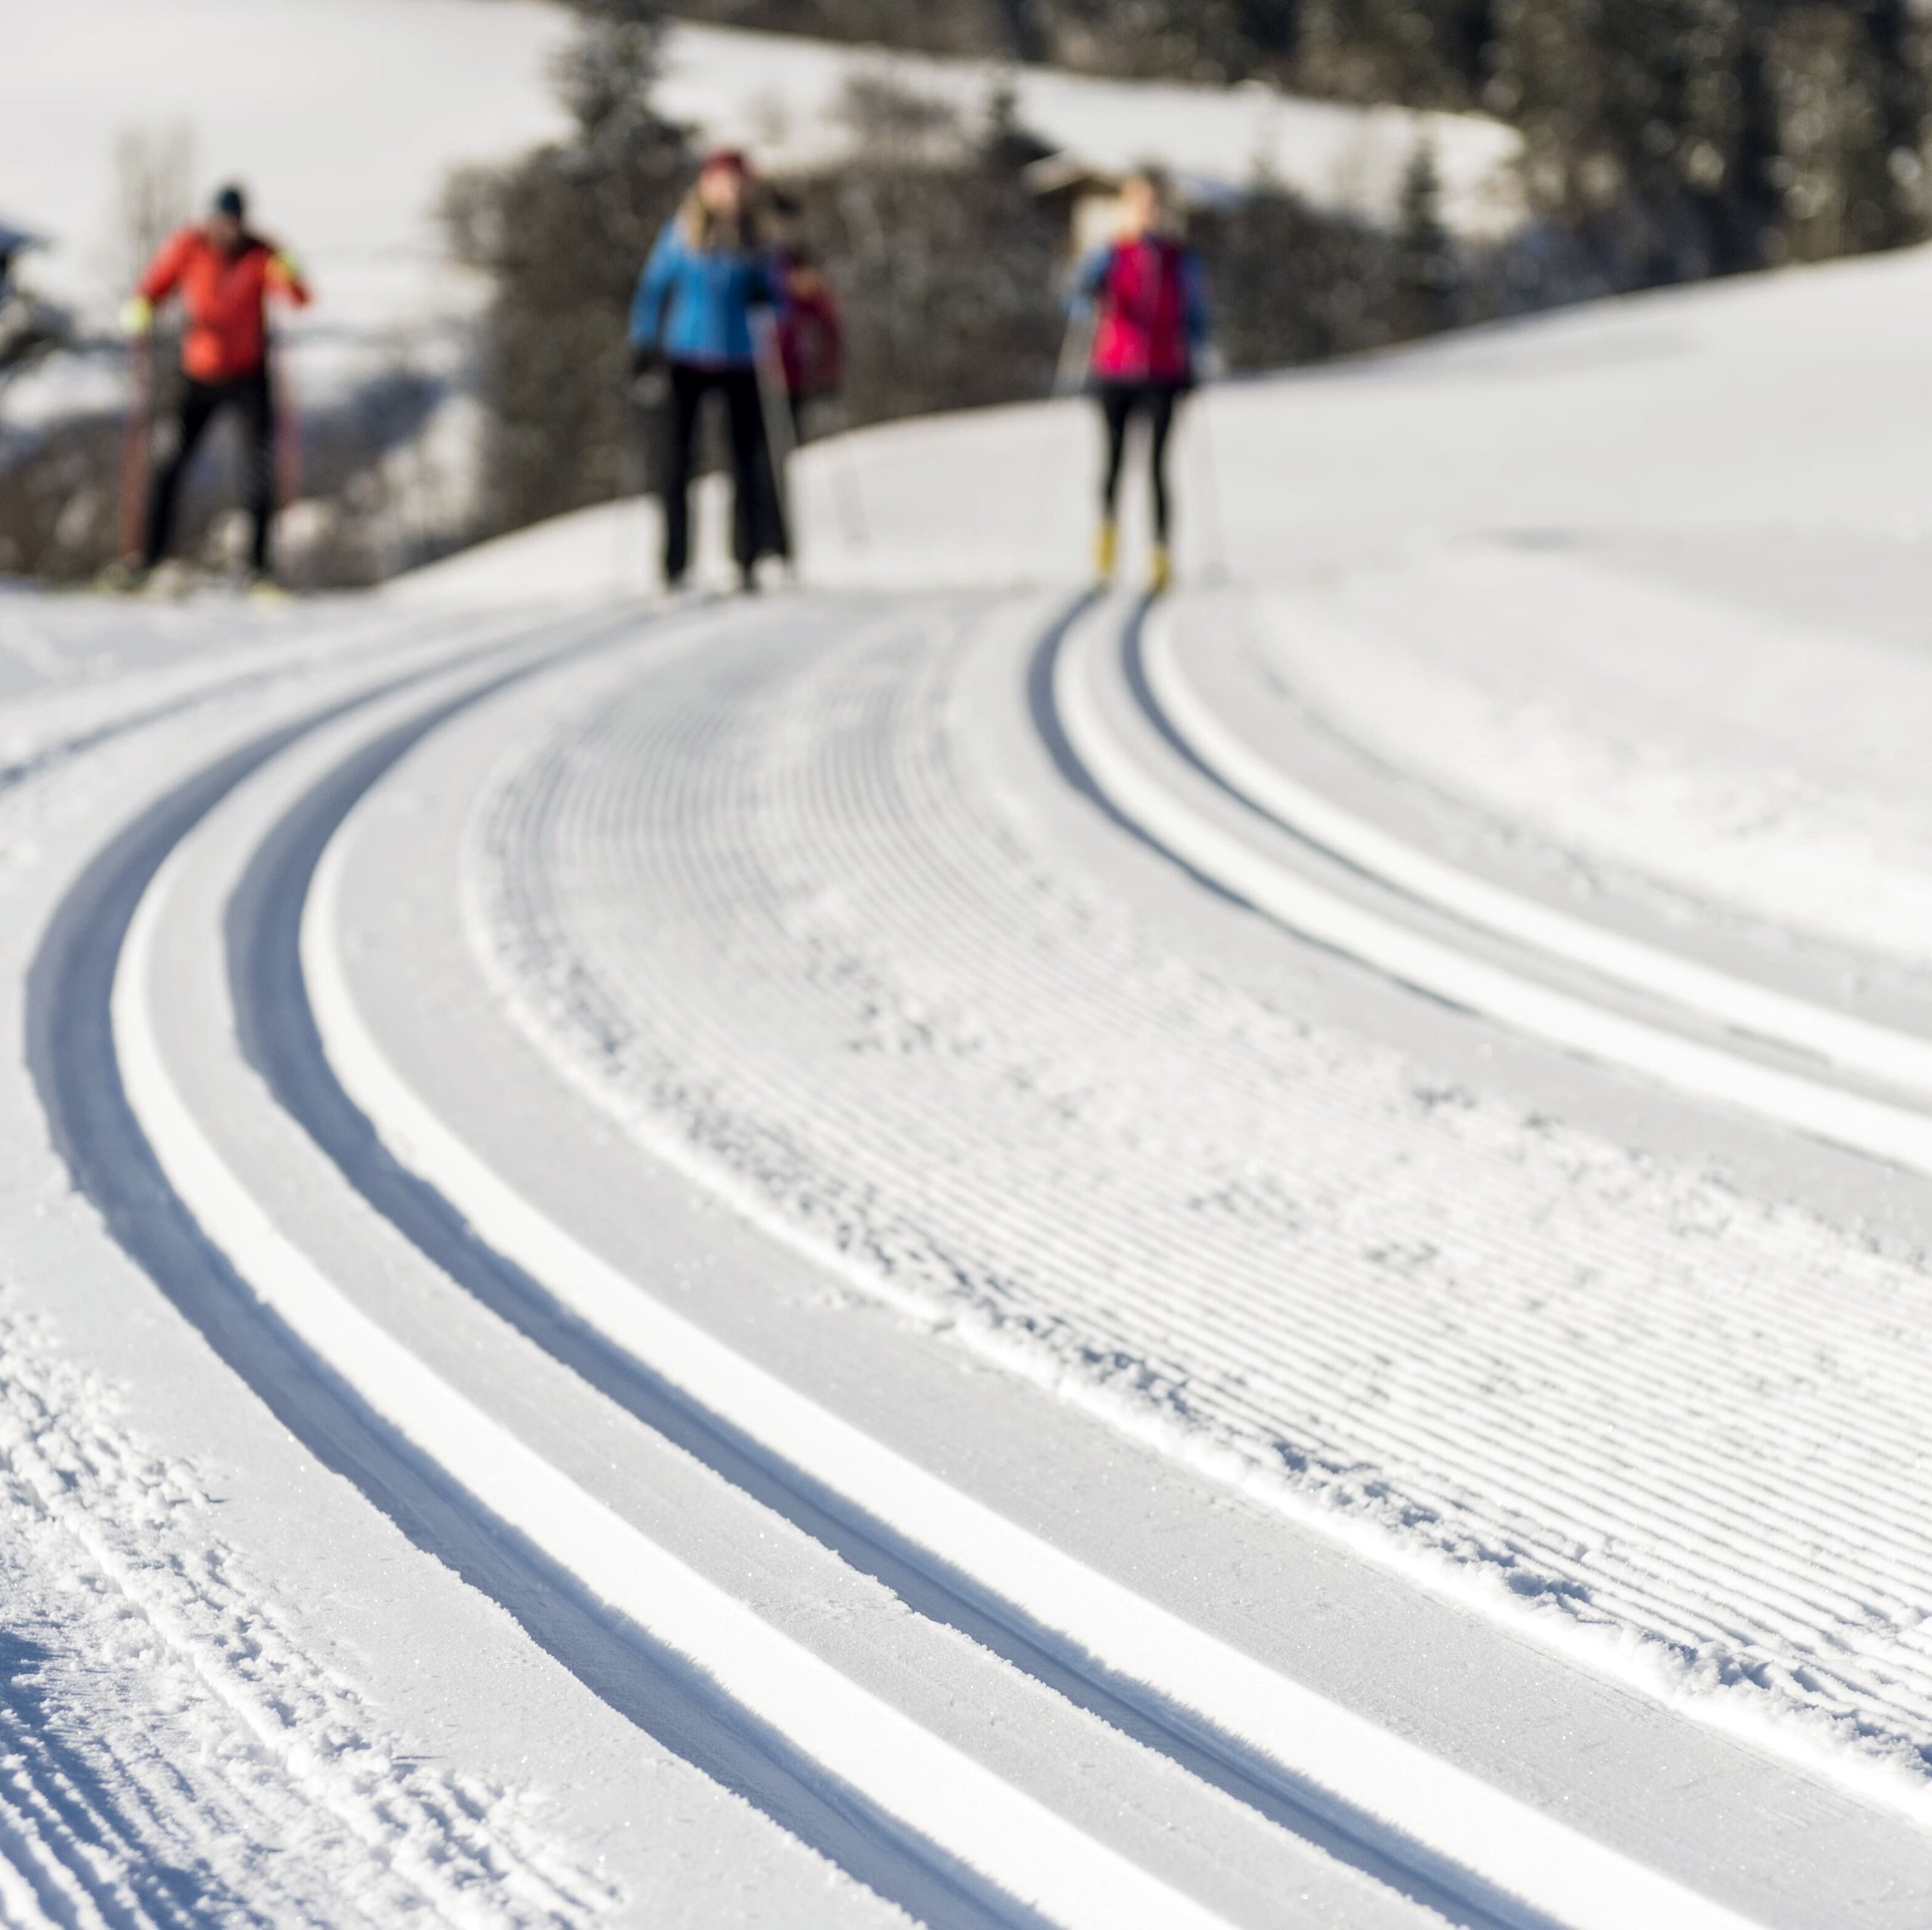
[660,361,773,582]
[143,368,275,571]
[1097,380,1183,543]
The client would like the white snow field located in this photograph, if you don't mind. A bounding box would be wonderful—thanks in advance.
[13,211,1932,1923]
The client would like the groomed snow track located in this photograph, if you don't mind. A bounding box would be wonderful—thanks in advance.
[18,586,1932,1928]
[1048,593,1932,1169]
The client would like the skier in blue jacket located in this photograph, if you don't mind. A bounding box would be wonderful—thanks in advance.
[631,149,781,591]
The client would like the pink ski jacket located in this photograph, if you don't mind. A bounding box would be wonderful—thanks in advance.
[1073,235,1211,386]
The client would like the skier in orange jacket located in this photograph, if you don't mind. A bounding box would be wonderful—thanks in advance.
[124,183,309,584]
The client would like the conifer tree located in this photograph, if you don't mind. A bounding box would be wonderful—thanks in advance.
[1394,140,1460,333]
[445,0,693,533]
[1841,0,1929,250]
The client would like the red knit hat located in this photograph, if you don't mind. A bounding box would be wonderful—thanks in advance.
[700,147,750,178]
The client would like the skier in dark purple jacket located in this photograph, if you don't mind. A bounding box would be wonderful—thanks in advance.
[1069,169,1212,594]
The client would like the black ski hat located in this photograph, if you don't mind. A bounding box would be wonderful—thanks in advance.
[212,184,246,220]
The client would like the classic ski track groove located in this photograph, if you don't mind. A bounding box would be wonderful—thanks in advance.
[1057,598,1932,1173]
[1044,601,1932,1647]
[464,592,1932,1815]
[35,585,1932,1928]
[1063,600,1932,1550]
[23,607,1000,1930]
[1137,598,1932,1102]
[16,607,679,1930]
[72,609,1264,1930]
[297,616,1777,1930]
[122,875,1230,1930]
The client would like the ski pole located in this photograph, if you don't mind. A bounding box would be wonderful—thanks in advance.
[117,330,154,565]
[611,404,629,603]
[272,349,303,576]
[615,370,642,601]
[824,397,869,556]
[1023,304,1096,586]
[750,308,797,579]
[1054,305,1095,399]
[619,355,670,600]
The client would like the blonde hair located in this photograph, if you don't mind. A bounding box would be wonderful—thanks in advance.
[1121,167,1181,237]
[678,179,770,254]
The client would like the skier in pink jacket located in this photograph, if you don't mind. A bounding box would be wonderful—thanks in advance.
[1069,169,1213,595]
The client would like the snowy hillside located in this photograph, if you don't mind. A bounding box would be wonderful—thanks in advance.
[8,20,1932,1925]
[415,230,1932,592]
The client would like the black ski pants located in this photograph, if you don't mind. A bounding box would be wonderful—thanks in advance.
[1096,379,1185,545]
[660,361,768,584]
[144,367,275,572]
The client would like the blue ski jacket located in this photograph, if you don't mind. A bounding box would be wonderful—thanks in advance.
[629,221,779,367]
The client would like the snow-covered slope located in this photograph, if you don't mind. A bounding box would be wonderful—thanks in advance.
[12,125,1932,1930]
[414,232,1932,588]
[392,234,1932,1822]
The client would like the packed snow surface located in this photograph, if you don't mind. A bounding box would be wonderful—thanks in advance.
[11,147,1932,1930]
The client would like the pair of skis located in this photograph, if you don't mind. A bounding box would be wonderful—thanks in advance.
[115,330,154,566]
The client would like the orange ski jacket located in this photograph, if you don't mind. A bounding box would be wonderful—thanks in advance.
[136,226,310,383]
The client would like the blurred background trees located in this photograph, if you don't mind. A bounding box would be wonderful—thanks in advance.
[444,0,692,537]
[6,0,1925,578]
[444,0,1931,530]
[663,0,1932,278]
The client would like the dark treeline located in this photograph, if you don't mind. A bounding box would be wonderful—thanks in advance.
[445,3,692,535]
[669,0,1932,278]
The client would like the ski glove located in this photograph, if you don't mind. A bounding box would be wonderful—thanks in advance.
[121,295,154,337]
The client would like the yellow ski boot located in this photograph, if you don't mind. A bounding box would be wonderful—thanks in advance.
[1148,544,1172,597]
[1095,519,1118,585]
[245,572,294,607]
